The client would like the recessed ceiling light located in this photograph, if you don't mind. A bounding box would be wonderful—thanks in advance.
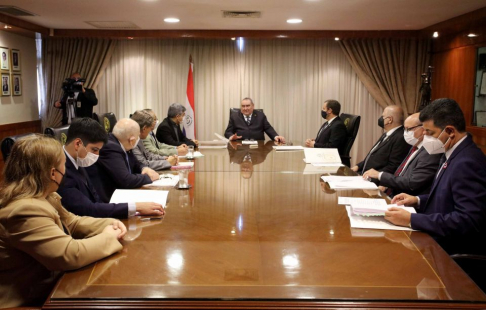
[4,25,12,29]
[467,33,478,37]
[433,31,439,38]
[287,19,302,24]
[231,37,236,40]
[127,37,134,40]
[277,35,287,38]
[164,18,180,23]
[334,37,339,41]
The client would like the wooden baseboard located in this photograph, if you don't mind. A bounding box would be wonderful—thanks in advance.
[0,119,42,179]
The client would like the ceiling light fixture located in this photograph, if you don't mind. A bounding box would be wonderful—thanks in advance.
[127,37,134,40]
[467,33,478,37]
[287,18,302,24]
[4,25,12,29]
[164,17,180,23]
[433,31,439,38]
[334,37,340,41]
[277,35,287,38]
[231,37,236,40]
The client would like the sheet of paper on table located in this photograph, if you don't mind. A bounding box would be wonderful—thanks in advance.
[345,205,416,231]
[143,174,179,187]
[110,189,169,208]
[273,145,305,151]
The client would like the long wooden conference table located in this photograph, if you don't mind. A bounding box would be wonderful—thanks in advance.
[43,141,486,309]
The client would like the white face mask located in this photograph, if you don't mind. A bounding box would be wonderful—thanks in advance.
[403,130,418,146]
[422,129,450,155]
[77,144,99,167]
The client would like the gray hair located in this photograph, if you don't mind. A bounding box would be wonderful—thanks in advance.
[112,118,140,140]
[131,110,154,130]
[167,103,186,118]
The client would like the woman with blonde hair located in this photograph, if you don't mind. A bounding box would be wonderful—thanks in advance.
[0,135,126,308]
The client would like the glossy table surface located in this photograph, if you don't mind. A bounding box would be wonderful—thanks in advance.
[45,142,486,309]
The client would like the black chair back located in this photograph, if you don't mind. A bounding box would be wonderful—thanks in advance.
[44,125,70,145]
[93,112,117,133]
[340,113,361,167]
[1,133,35,161]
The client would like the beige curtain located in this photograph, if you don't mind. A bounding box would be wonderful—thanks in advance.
[95,38,384,166]
[40,38,116,128]
[340,39,430,115]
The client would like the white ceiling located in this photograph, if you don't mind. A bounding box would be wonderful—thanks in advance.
[2,0,486,31]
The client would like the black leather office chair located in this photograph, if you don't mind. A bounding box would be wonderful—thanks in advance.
[44,125,70,145]
[230,108,263,115]
[451,254,486,292]
[93,112,117,133]
[1,133,35,161]
[340,113,361,167]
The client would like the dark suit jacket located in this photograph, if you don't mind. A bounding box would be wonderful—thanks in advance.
[58,88,98,125]
[412,135,486,255]
[86,134,152,203]
[379,146,442,196]
[357,126,411,174]
[156,117,196,147]
[224,110,278,141]
[314,116,347,155]
[57,152,129,219]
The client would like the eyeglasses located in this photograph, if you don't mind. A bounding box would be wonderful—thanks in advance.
[404,124,423,133]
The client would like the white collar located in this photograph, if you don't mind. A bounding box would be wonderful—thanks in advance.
[385,125,402,137]
[63,146,78,170]
[445,135,467,160]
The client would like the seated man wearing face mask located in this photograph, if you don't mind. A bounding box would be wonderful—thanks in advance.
[362,113,442,197]
[351,105,410,174]
[57,118,165,218]
[86,118,161,203]
[389,98,486,255]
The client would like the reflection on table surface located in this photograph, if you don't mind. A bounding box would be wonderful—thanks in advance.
[47,141,486,309]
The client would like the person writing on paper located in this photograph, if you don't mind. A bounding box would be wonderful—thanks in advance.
[142,109,188,156]
[156,103,198,147]
[0,135,126,308]
[86,118,160,203]
[305,100,347,155]
[131,110,178,170]
[57,118,164,219]
[224,97,286,143]
[351,105,410,174]
[362,113,441,197]
[387,99,486,255]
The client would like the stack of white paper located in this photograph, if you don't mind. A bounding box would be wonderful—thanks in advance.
[337,197,388,206]
[303,148,343,166]
[351,204,402,216]
[171,162,194,169]
[345,206,416,231]
[273,146,304,151]
[321,176,377,189]
[242,140,258,145]
[110,189,169,208]
[143,174,179,187]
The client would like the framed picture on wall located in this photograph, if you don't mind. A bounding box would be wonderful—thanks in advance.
[11,49,20,71]
[12,74,21,96]
[0,47,9,71]
[480,71,486,96]
[2,73,11,96]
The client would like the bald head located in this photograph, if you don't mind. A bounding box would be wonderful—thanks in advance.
[112,118,140,142]
[405,113,421,127]
[382,105,405,131]
[403,112,425,145]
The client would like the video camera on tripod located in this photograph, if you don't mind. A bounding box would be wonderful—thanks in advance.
[61,77,86,98]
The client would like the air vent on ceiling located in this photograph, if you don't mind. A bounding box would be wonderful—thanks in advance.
[85,21,139,29]
[222,11,261,18]
[0,6,36,17]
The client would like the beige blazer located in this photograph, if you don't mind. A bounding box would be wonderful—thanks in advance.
[0,192,123,308]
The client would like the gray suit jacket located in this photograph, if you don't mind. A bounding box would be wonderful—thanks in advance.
[379,146,442,196]
[133,140,172,171]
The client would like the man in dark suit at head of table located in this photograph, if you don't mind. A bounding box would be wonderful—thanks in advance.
[224,97,286,143]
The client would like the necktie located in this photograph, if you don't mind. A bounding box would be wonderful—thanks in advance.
[151,132,160,148]
[125,152,132,174]
[246,116,251,125]
[436,154,447,179]
[394,146,418,176]
[316,122,330,140]
[362,134,386,173]
[385,146,418,197]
